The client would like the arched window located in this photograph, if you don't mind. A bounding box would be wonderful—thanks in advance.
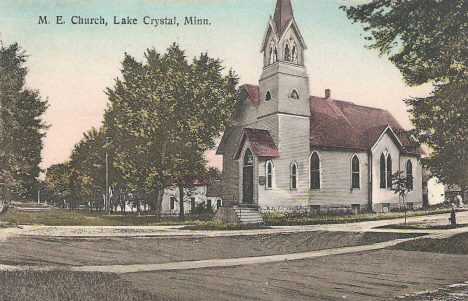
[310,152,320,190]
[269,39,276,64]
[380,151,393,189]
[290,161,298,190]
[386,154,392,188]
[380,153,386,189]
[290,89,299,100]
[292,43,298,63]
[265,91,272,102]
[284,43,291,61]
[244,148,254,166]
[266,160,273,189]
[351,155,360,189]
[274,47,278,62]
[406,160,413,190]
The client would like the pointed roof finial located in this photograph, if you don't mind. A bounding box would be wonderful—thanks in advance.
[274,0,294,35]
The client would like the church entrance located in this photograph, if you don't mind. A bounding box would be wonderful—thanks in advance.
[243,148,254,204]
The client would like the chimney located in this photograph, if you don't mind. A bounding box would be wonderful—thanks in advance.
[325,89,331,99]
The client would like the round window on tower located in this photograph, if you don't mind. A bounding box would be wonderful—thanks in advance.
[290,89,299,100]
[265,91,272,102]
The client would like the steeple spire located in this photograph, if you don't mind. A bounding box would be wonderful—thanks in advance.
[274,0,294,35]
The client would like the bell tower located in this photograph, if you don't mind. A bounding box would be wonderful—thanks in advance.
[258,0,310,121]
[255,0,311,205]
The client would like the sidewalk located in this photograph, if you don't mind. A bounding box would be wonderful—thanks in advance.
[3,210,468,239]
[0,236,417,274]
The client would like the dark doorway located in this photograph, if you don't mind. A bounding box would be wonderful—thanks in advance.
[243,148,254,204]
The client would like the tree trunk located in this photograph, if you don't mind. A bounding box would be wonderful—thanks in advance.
[179,184,185,221]
[461,182,466,205]
[155,141,168,220]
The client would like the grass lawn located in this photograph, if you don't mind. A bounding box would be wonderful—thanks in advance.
[0,207,198,227]
[392,232,468,255]
[0,270,159,301]
[262,208,458,226]
[0,204,461,227]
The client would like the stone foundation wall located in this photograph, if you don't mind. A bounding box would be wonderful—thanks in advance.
[214,207,240,223]
[373,202,423,213]
[260,204,370,214]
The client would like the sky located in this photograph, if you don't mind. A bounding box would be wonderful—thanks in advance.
[0,0,433,171]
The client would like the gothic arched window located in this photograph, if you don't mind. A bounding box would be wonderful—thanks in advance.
[292,43,298,63]
[380,151,393,189]
[265,91,272,102]
[386,154,393,188]
[380,153,386,189]
[406,160,413,190]
[284,43,291,61]
[310,152,320,190]
[269,39,276,64]
[290,161,298,190]
[274,47,278,62]
[266,160,273,189]
[244,148,254,166]
[290,89,299,100]
[351,155,360,189]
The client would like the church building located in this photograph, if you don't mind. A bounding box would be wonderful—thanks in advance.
[216,0,424,213]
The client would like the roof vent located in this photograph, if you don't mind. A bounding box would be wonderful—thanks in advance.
[325,89,331,99]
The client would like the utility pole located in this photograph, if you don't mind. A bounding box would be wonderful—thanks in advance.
[105,150,109,214]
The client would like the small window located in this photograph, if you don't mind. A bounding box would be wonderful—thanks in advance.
[290,161,298,190]
[265,91,272,102]
[217,199,222,209]
[207,199,212,208]
[406,160,413,190]
[290,90,299,100]
[266,161,273,189]
[190,197,195,211]
[170,196,175,210]
[351,155,360,189]
[310,152,320,190]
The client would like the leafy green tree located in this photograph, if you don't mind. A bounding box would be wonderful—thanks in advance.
[391,170,412,225]
[0,43,48,203]
[68,128,107,202]
[105,44,238,218]
[43,162,72,206]
[342,1,468,194]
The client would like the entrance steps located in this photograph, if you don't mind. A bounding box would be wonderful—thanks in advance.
[232,206,264,224]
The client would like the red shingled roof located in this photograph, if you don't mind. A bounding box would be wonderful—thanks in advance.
[241,85,424,155]
[233,128,280,160]
[243,84,259,106]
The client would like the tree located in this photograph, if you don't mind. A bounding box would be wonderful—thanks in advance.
[392,170,413,225]
[104,44,238,219]
[392,170,412,226]
[43,162,72,207]
[68,127,107,206]
[342,1,468,195]
[0,43,48,203]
